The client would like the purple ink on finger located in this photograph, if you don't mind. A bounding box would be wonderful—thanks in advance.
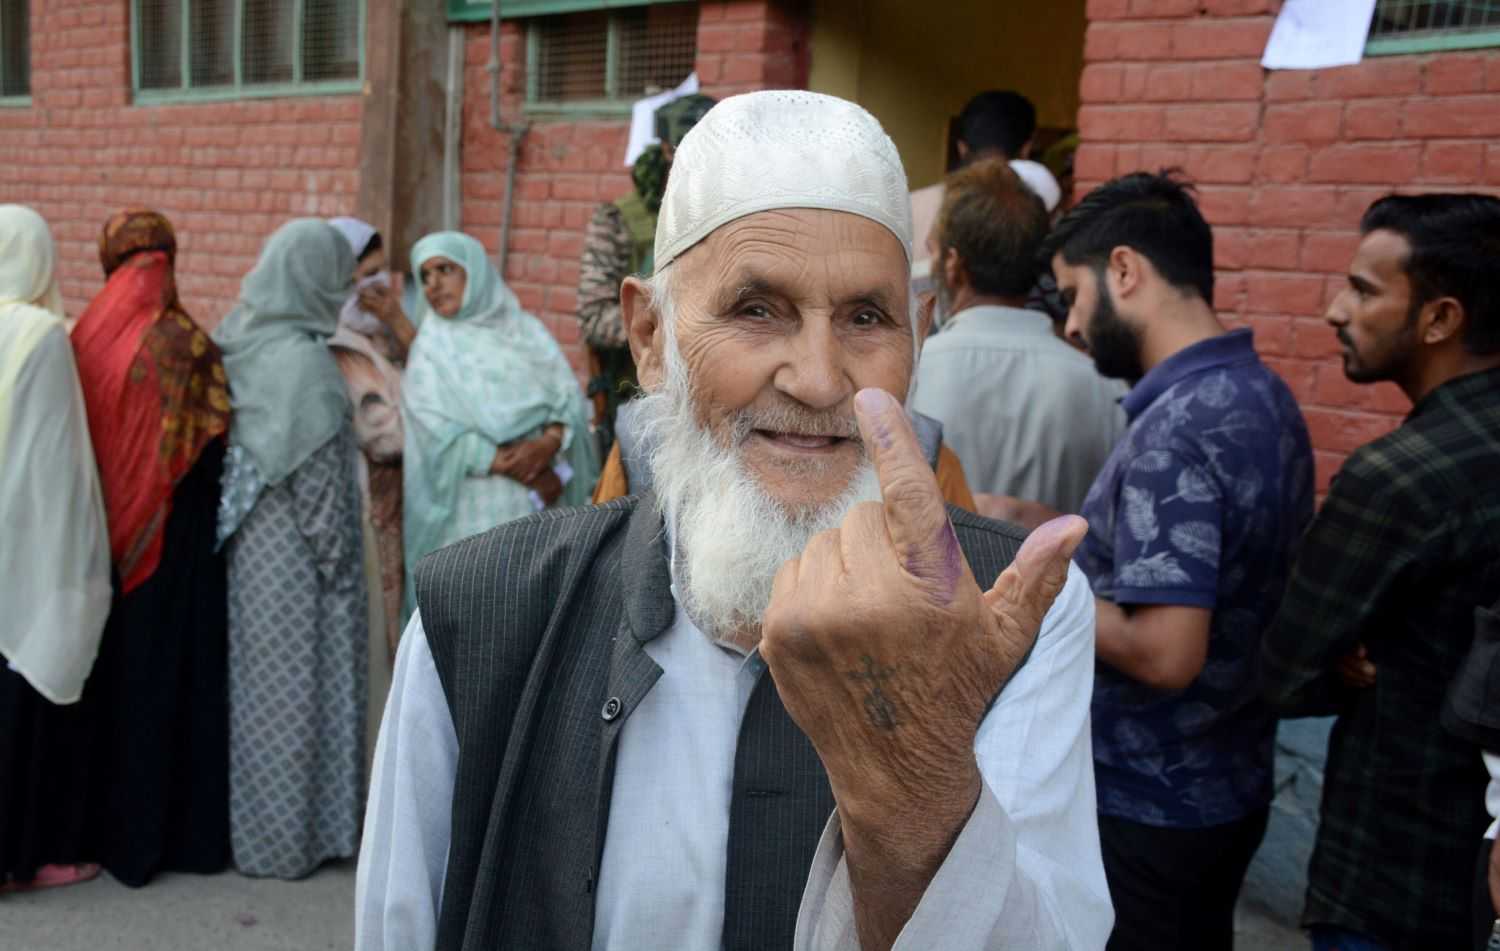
[905,517,964,600]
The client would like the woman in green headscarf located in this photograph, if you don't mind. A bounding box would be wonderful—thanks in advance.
[402,232,598,619]
[212,219,368,881]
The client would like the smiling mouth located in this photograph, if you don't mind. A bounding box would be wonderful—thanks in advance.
[752,430,850,452]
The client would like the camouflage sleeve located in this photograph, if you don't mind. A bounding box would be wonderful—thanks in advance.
[577,203,632,350]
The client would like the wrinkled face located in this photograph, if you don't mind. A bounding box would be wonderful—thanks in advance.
[420,255,467,319]
[1052,253,1146,383]
[1326,229,1421,384]
[640,209,915,512]
[355,247,386,283]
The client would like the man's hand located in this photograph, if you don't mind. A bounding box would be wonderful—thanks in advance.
[974,493,1065,531]
[760,387,1086,951]
[1335,644,1377,689]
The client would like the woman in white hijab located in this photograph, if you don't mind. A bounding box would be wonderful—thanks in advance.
[0,205,112,891]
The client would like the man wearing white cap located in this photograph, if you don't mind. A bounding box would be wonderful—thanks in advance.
[355,91,1111,951]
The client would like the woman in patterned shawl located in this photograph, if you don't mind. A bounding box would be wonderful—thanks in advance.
[68,209,234,887]
[213,219,368,880]
[402,232,598,621]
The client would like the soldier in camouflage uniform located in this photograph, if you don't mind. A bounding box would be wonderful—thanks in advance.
[577,94,715,454]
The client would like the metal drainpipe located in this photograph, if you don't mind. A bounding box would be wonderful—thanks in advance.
[490,0,531,277]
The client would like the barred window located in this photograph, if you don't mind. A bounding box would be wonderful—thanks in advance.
[133,0,363,102]
[1,0,29,101]
[526,3,698,113]
[1368,0,1500,54]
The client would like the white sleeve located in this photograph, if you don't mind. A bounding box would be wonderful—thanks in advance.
[355,613,459,951]
[795,563,1114,950]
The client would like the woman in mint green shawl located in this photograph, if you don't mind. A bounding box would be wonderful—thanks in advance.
[403,232,598,619]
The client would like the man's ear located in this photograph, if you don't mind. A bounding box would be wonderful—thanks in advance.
[622,275,664,389]
[1107,245,1144,300]
[1421,296,1466,347]
[941,247,964,296]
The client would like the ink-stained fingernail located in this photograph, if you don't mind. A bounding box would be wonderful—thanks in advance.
[855,388,895,415]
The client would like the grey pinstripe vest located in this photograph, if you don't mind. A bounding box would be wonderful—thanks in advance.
[416,493,1025,951]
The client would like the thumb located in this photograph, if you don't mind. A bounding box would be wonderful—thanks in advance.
[982,515,1087,636]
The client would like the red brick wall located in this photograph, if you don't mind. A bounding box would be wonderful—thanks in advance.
[1076,0,1500,490]
[458,0,809,375]
[0,0,362,328]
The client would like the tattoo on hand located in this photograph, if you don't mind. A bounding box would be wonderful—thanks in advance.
[847,654,901,730]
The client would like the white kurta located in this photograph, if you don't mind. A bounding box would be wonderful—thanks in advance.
[356,559,1112,950]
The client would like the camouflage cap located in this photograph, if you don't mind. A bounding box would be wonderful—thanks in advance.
[654,94,717,149]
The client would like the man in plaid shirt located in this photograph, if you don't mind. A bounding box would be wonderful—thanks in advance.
[1262,193,1500,951]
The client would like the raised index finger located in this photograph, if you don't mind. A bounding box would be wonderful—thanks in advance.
[854,387,965,601]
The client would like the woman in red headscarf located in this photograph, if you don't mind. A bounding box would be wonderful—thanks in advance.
[70,210,233,887]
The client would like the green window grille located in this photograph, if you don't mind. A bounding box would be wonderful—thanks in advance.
[0,0,30,104]
[132,0,364,104]
[1367,0,1500,55]
[525,3,698,115]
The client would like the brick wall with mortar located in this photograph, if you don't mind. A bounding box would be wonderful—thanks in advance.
[1076,0,1500,491]
[457,0,809,377]
[0,0,363,328]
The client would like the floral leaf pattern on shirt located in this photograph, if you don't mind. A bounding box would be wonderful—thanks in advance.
[1076,332,1315,828]
[1163,465,1217,505]
[1169,521,1221,565]
[1123,485,1160,548]
[1119,550,1193,586]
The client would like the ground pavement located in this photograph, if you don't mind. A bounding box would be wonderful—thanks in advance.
[1,859,1303,950]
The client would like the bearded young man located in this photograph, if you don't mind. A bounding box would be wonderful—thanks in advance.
[1261,194,1500,951]
[355,92,1112,951]
[1041,171,1314,951]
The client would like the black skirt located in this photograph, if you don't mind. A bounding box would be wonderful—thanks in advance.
[0,664,99,886]
[87,440,231,887]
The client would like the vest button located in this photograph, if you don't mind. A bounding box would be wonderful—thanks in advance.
[601,696,623,721]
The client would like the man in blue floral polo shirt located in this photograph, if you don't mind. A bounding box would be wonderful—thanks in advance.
[1044,172,1314,951]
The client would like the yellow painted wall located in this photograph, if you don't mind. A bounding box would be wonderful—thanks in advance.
[808,0,1088,189]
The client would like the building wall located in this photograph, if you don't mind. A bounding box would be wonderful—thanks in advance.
[0,0,363,327]
[1075,0,1500,490]
[457,0,808,375]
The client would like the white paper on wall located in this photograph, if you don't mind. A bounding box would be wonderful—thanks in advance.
[1261,0,1379,71]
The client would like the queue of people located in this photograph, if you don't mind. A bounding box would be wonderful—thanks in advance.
[0,206,599,892]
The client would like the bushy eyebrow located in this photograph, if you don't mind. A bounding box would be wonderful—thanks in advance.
[709,271,901,318]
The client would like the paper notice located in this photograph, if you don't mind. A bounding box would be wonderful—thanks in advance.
[1261,0,1379,71]
[622,73,700,167]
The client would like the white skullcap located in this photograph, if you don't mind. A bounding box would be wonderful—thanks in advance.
[654,90,912,271]
[1009,159,1062,213]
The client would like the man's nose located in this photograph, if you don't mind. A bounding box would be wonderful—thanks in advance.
[773,322,853,411]
[1324,290,1351,327]
[1063,309,1085,348]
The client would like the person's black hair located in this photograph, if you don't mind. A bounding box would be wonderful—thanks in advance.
[1038,169,1214,305]
[358,230,383,263]
[956,90,1036,161]
[936,158,1050,298]
[1360,192,1500,355]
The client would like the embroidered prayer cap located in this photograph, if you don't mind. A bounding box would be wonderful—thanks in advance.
[654,91,912,272]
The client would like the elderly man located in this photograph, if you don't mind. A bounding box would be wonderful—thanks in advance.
[356,91,1111,951]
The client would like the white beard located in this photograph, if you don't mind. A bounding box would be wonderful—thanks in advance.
[634,303,881,643]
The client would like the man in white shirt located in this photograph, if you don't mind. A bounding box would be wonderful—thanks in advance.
[356,90,1111,951]
[911,158,1124,516]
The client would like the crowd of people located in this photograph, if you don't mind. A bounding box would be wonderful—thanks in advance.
[2,84,1499,951]
[0,208,597,890]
